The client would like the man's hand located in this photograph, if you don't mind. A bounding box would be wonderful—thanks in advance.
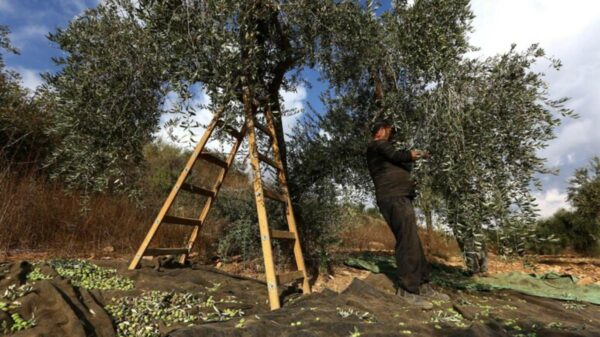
[410,149,430,161]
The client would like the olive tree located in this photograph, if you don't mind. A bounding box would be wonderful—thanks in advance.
[295,0,573,273]
[40,4,168,196]
[42,0,574,271]
[43,0,365,192]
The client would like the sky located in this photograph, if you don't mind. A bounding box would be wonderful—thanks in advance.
[1,0,598,218]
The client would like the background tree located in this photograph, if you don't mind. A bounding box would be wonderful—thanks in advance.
[39,4,168,196]
[534,157,600,256]
[0,25,50,167]
[568,157,600,224]
[563,157,600,253]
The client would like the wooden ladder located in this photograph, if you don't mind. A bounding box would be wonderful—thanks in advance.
[128,95,311,310]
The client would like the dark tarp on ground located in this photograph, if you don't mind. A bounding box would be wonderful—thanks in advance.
[1,259,599,337]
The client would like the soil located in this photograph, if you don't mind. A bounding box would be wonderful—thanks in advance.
[217,252,600,293]
[1,257,599,337]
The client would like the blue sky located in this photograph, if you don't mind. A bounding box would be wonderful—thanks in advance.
[1,0,599,217]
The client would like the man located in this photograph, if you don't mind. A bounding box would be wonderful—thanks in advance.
[366,120,448,309]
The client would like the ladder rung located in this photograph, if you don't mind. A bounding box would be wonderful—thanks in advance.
[276,270,305,285]
[199,152,228,168]
[180,182,216,198]
[254,122,273,138]
[270,229,296,240]
[263,188,286,203]
[144,248,189,256]
[163,215,202,227]
[258,152,281,170]
[216,120,243,139]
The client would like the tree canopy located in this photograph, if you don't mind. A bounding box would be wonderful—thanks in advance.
[289,0,574,272]
[28,0,575,271]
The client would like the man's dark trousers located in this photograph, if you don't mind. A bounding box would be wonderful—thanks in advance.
[377,196,430,294]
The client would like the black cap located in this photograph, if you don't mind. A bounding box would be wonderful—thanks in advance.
[371,119,394,136]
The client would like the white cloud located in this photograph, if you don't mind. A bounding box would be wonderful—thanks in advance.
[58,0,99,15]
[469,0,600,57]
[9,66,43,91]
[280,85,307,139]
[469,1,600,218]
[533,188,571,218]
[10,24,50,49]
[13,25,49,39]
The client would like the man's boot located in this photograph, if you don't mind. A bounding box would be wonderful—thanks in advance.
[396,288,433,310]
[419,283,450,301]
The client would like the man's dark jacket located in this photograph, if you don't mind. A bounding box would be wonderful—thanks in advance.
[366,140,415,200]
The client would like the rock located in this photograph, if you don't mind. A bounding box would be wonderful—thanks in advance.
[577,276,595,286]
[367,241,386,250]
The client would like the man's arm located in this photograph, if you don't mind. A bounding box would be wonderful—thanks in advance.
[376,141,428,164]
[375,141,413,165]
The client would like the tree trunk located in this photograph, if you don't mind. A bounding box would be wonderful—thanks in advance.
[448,209,488,274]
[269,96,288,174]
[452,226,488,274]
[424,208,433,254]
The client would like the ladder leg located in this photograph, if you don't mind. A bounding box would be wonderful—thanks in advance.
[244,91,281,310]
[264,104,311,294]
[178,124,248,264]
[128,107,224,270]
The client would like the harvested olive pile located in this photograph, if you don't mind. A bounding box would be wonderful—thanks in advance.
[106,291,245,337]
[28,260,134,290]
[26,267,52,281]
[0,284,36,334]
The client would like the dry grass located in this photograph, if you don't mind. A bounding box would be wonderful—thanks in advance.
[0,160,459,265]
[0,167,234,261]
[339,213,461,260]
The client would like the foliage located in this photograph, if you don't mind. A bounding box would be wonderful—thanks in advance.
[0,283,36,334]
[40,3,167,196]
[567,157,600,227]
[336,306,377,323]
[39,0,366,197]
[46,259,134,290]
[2,284,34,302]
[106,290,244,337]
[534,209,575,254]
[0,25,51,166]
[215,188,262,260]
[430,308,467,328]
[535,157,600,255]
[214,185,295,263]
[141,141,190,199]
[287,128,349,267]
[487,218,559,256]
[9,313,36,333]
